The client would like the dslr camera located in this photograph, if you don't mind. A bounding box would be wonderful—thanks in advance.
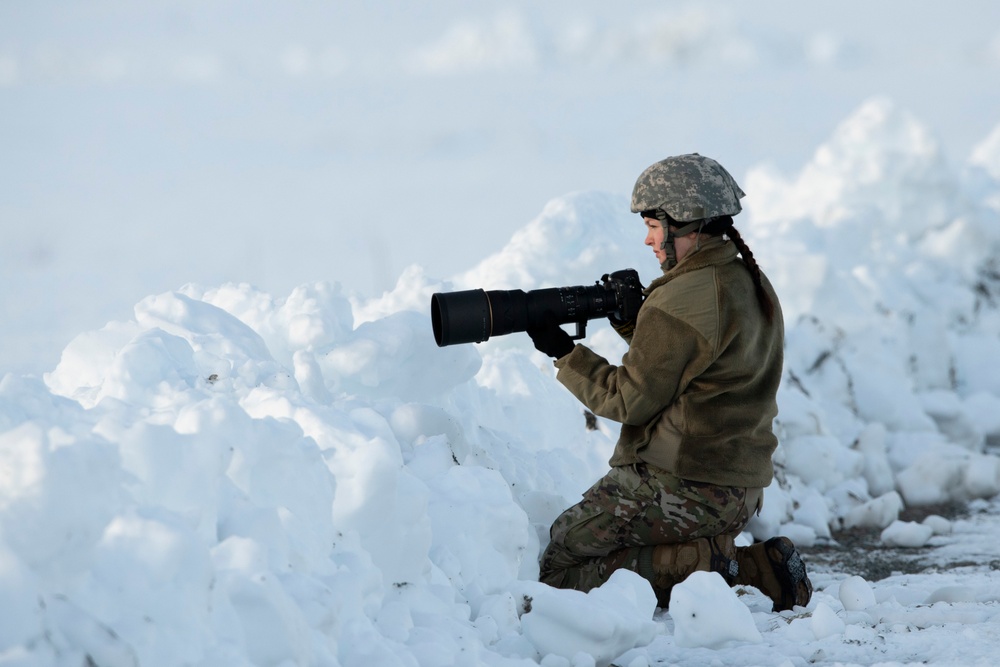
[431,269,643,347]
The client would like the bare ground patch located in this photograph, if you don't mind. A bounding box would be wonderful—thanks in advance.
[798,501,977,581]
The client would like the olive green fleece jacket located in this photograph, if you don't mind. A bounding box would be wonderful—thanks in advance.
[554,236,783,488]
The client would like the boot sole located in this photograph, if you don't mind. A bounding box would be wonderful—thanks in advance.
[765,537,813,611]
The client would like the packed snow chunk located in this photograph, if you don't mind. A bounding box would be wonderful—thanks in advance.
[922,514,953,535]
[885,430,952,476]
[964,391,1000,444]
[219,407,337,572]
[952,332,1000,397]
[82,510,215,666]
[387,402,463,451]
[899,448,1000,505]
[425,464,532,599]
[850,352,938,433]
[896,449,967,506]
[843,491,903,530]
[37,592,144,667]
[135,291,274,363]
[321,426,431,585]
[880,520,934,548]
[918,390,986,451]
[292,349,332,403]
[519,569,661,666]
[277,281,354,349]
[838,575,877,611]
[962,453,1000,498]
[924,585,978,604]
[792,97,952,236]
[94,328,202,408]
[776,522,818,548]
[475,346,611,456]
[216,569,314,666]
[319,310,481,401]
[670,571,762,649]
[184,281,354,364]
[810,602,846,640]
[0,423,123,582]
[746,483,793,542]
[474,591,522,644]
[781,434,863,493]
[352,264,444,326]
[45,319,143,402]
[454,191,637,293]
[790,484,833,540]
[855,422,895,497]
[907,308,956,392]
[115,417,232,535]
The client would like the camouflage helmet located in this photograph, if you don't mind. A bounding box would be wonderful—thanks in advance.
[630,153,746,221]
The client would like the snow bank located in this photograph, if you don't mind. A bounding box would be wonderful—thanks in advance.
[4,276,617,664]
[2,97,1000,664]
[743,98,1000,543]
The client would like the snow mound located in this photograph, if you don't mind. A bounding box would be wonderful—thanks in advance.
[670,572,762,648]
[518,569,661,666]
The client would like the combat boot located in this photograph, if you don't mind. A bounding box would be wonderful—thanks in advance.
[644,534,739,607]
[735,536,812,612]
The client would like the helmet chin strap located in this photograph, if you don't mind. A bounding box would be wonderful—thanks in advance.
[659,219,705,269]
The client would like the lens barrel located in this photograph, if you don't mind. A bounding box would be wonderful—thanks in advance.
[431,289,492,347]
[431,283,616,347]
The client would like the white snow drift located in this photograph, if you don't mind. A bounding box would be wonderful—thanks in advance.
[3,98,1000,665]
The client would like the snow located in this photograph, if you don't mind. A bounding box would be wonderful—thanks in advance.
[516,570,661,666]
[837,576,876,612]
[669,572,762,649]
[4,2,1000,666]
[880,521,935,549]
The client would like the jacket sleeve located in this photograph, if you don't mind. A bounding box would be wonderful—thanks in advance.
[553,299,717,426]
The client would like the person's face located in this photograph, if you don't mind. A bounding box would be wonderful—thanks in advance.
[644,217,699,266]
[643,216,666,264]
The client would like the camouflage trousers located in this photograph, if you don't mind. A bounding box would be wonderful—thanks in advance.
[539,462,755,592]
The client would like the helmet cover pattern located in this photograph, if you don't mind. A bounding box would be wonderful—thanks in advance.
[630,153,746,221]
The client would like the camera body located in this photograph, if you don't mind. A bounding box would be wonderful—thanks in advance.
[431,268,643,347]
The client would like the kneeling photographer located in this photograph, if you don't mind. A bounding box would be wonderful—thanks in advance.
[527,154,812,611]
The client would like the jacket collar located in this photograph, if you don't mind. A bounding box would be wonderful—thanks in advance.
[644,236,737,295]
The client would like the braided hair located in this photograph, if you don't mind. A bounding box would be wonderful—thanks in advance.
[699,215,775,323]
